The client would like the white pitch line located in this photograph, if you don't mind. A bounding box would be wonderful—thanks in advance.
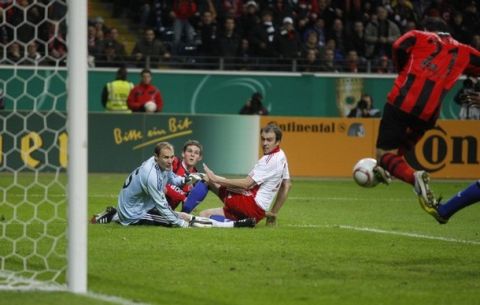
[86,291,153,305]
[288,224,480,245]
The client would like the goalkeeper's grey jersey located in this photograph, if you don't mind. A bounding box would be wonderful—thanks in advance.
[117,156,188,227]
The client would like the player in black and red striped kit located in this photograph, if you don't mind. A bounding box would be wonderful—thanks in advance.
[374,17,480,211]
[165,140,209,213]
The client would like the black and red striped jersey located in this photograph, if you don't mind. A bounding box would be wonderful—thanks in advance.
[388,30,480,122]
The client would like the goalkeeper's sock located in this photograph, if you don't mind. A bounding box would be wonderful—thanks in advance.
[380,153,414,185]
[182,181,208,213]
[438,180,480,219]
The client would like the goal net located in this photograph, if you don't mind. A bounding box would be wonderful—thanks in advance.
[0,0,87,291]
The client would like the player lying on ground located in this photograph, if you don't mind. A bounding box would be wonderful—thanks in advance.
[199,123,292,226]
[91,142,255,228]
[372,17,480,210]
[419,180,480,224]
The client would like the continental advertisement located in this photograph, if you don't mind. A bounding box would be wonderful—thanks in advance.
[261,117,480,179]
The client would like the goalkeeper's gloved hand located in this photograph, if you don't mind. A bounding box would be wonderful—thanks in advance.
[184,173,206,185]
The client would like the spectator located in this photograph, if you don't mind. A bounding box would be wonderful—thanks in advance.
[239,92,269,115]
[235,38,254,70]
[87,25,97,56]
[454,77,480,120]
[327,18,347,58]
[6,0,43,44]
[347,94,381,118]
[471,34,480,51]
[298,49,321,72]
[101,66,134,112]
[342,50,366,73]
[365,6,401,59]
[131,28,171,68]
[171,0,197,53]
[450,12,471,44]
[93,28,107,58]
[237,1,261,39]
[250,9,277,58]
[374,55,394,73]
[319,48,340,72]
[198,11,218,56]
[106,27,127,58]
[346,20,366,59]
[301,30,322,58]
[127,69,164,113]
[96,41,125,68]
[303,17,326,49]
[5,42,23,64]
[19,41,43,66]
[272,0,293,27]
[218,17,241,59]
[391,0,419,32]
[275,17,301,61]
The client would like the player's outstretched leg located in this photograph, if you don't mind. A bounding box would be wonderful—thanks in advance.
[414,170,438,210]
[433,180,480,223]
[91,206,117,224]
[417,196,447,224]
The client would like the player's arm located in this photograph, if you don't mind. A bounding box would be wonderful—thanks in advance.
[392,31,416,72]
[147,175,188,227]
[204,164,256,190]
[165,183,187,203]
[266,179,292,226]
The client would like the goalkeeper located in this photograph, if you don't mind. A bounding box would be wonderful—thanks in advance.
[91,142,255,228]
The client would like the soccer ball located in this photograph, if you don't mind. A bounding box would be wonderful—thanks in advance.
[352,158,379,188]
[144,101,157,112]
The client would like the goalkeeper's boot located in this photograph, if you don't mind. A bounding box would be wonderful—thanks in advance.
[373,166,392,185]
[91,206,117,224]
[417,196,448,224]
[234,218,256,228]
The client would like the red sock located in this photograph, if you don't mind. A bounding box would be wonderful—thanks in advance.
[380,153,415,185]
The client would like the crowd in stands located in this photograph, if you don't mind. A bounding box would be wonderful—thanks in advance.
[3,0,480,72]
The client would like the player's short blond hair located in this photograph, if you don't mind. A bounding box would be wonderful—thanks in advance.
[154,142,174,156]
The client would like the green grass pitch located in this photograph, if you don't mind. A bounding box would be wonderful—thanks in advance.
[1,174,480,305]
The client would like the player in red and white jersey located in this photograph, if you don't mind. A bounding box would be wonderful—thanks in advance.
[374,17,480,212]
[200,123,292,225]
[165,140,208,213]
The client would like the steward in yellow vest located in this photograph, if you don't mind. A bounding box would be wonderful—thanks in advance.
[101,66,134,112]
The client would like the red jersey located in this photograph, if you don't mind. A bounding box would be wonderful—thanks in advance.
[388,30,480,121]
[127,83,164,112]
[165,157,198,210]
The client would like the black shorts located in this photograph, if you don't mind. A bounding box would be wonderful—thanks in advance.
[376,103,435,151]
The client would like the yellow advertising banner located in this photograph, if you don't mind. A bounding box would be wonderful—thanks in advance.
[262,117,480,179]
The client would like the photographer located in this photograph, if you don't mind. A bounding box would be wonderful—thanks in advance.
[454,77,480,120]
[347,94,381,118]
[239,92,269,115]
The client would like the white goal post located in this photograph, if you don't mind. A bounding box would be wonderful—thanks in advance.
[66,0,88,293]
